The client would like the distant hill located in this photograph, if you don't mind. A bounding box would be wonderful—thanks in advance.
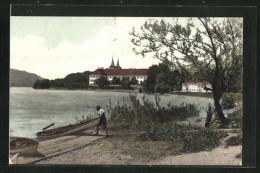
[10,69,43,87]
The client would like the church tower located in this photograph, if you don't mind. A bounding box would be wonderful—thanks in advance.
[116,58,121,69]
[109,57,115,69]
[109,56,121,69]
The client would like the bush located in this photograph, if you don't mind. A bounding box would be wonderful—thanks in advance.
[227,93,242,102]
[221,94,236,109]
[140,122,182,142]
[210,117,223,129]
[226,108,243,128]
[210,108,243,129]
[181,129,227,152]
[140,123,227,152]
[108,95,200,132]
[226,134,242,146]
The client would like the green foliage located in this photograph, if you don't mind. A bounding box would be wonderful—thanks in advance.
[146,65,159,93]
[146,63,183,93]
[181,129,227,152]
[130,77,138,85]
[140,122,182,142]
[33,79,51,89]
[140,123,227,152]
[120,77,131,89]
[33,80,42,89]
[111,77,120,85]
[130,17,243,124]
[226,109,243,128]
[221,94,236,109]
[109,95,200,132]
[226,93,242,102]
[226,134,242,146]
[96,75,109,89]
[33,71,91,89]
[210,108,243,129]
[210,118,223,129]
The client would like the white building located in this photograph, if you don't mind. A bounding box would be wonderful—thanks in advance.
[89,68,148,85]
[182,80,212,92]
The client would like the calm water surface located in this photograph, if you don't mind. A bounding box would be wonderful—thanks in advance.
[9,87,242,138]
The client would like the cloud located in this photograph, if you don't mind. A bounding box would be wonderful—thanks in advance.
[10,18,160,79]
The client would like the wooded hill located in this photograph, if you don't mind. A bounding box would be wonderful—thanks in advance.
[10,69,43,87]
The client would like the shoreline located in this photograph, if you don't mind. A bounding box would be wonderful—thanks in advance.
[33,131,242,165]
[12,87,214,99]
[11,87,241,103]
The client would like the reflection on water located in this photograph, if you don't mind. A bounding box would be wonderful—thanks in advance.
[9,87,242,138]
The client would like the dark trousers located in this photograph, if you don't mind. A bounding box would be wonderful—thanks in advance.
[96,115,108,136]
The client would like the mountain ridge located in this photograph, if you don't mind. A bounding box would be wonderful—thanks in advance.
[10,69,43,87]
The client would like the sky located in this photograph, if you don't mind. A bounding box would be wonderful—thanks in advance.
[10,17,167,79]
[10,17,235,80]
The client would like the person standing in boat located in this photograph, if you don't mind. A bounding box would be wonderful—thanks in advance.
[96,105,108,136]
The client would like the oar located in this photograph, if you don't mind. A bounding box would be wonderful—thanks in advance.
[42,123,55,131]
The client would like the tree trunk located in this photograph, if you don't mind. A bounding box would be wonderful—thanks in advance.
[213,96,226,124]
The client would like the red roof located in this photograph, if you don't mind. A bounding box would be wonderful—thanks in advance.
[184,80,207,83]
[91,69,148,76]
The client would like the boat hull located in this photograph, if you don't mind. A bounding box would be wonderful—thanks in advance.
[36,118,99,139]
[10,137,39,156]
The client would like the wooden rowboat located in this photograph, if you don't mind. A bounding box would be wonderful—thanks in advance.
[10,137,39,156]
[36,117,99,139]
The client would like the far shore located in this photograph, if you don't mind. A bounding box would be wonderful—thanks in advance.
[14,87,215,99]
[12,87,243,103]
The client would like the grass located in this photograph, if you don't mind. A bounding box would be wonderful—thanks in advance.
[92,135,184,161]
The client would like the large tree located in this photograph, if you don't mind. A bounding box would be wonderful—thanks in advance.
[96,75,109,89]
[130,17,243,123]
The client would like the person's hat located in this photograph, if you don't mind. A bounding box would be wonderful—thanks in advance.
[96,106,101,110]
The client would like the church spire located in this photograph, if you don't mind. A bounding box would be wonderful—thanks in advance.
[110,56,115,68]
[109,56,121,69]
[116,58,120,67]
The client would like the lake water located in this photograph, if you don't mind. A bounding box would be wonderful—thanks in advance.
[9,87,242,139]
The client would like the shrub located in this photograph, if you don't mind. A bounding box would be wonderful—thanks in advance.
[228,93,242,102]
[209,108,243,129]
[108,95,200,132]
[221,94,236,109]
[210,117,223,129]
[226,108,243,128]
[181,129,227,152]
[226,134,242,146]
[140,123,227,152]
[139,122,182,142]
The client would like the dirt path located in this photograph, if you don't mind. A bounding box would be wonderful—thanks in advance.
[36,132,242,165]
[37,143,242,165]
[151,145,242,165]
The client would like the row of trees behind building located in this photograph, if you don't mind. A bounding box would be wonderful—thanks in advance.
[33,62,242,94]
